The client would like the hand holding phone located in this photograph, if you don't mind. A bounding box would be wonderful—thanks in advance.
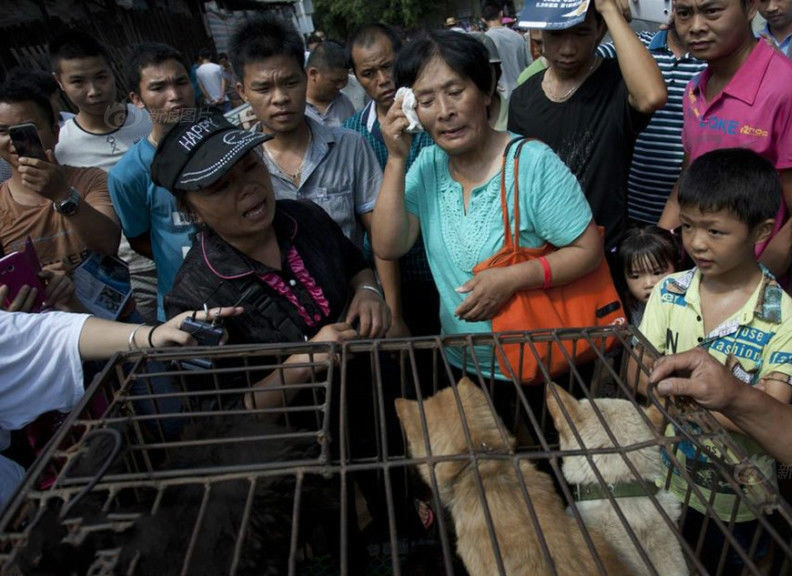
[9,123,47,161]
[10,124,68,201]
[0,238,46,312]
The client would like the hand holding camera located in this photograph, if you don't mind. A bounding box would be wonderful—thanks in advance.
[179,316,225,346]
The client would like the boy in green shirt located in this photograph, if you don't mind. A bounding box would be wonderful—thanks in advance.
[640,148,792,572]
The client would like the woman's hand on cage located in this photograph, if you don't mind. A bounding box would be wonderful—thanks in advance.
[454,267,518,322]
[346,288,391,339]
[245,322,359,410]
[310,322,358,350]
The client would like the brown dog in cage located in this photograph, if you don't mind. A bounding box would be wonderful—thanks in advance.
[546,384,689,576]
[395,377,628,575]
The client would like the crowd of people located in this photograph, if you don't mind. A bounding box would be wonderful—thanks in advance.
[1,0,792,568]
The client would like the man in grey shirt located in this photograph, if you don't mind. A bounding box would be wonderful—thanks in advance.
[305,41,356,128]
[483,1,531,98]
[230,14,410,337]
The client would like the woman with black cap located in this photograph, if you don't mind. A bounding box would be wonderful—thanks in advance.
[151,111,390,409]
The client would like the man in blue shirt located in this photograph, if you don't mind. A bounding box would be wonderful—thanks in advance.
[109,43,197,320]
[758,0,792,56]
[343,23,440,338]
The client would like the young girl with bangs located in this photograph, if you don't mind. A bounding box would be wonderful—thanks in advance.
[617,225,681,326]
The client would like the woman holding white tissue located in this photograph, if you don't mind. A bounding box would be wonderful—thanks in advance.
[371,30,603,379]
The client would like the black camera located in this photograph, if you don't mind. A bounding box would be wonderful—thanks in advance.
[179,317,224,346]
[177,317,224,370]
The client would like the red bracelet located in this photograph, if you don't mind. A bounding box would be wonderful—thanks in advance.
[538,256,552,289]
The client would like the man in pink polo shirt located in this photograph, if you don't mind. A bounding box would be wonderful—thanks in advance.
[658,0,792,279]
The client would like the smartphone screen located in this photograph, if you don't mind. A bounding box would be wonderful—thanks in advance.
[8,123,47,161]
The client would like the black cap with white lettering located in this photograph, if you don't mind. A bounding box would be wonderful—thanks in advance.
[151,111,272,193]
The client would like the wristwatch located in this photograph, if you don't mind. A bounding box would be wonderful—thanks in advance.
[52,186,81,216]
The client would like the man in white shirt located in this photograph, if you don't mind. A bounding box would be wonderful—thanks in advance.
[483,1,531,98]
[49,30,157,322]
[195,48,230,112]
[0,291,242,509]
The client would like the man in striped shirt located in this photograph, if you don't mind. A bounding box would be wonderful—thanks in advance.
[599,26,706,225]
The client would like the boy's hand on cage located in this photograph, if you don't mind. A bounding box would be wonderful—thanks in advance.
[454,268,517,322]
[346,288,391,339]
[651,348,739,410]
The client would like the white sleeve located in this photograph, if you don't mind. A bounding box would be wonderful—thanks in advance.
[0,311,90,432]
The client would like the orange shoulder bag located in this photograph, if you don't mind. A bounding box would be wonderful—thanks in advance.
[472,137,625,383]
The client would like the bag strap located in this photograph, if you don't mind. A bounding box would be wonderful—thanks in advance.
[499,137,532,251]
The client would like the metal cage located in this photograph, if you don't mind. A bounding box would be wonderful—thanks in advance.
[0,326,790,575]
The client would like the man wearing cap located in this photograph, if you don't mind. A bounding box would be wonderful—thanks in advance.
[445,16,467,33]
[343,23,440,340]
[508,0,666,251]
[155,111,390,350]
[108,42,198,320]
[483,1,531,98]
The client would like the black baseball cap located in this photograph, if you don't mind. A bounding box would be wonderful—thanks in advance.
[151,111,272,193]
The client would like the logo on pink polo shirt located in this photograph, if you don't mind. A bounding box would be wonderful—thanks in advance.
[687,87,769,139]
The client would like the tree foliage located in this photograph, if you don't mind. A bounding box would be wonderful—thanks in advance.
[312,0,450,39]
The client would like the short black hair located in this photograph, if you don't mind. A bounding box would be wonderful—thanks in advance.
[198,47,213,61]
[0,81,56,128]
[481,3,502,21]
[5,67,59,98]
[618,225,681,276]
[125,42,188,94]
[678,148,780,229]
[346,23,403,71]
[49,29,111,73]
[616,225,681,314]
[229,14,305,80]
[306,41,347,71]
[394,29,492,96]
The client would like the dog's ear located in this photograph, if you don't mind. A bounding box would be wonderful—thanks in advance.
[456,377,487,414]
[395,398,417,430]
[457,376,477,390]
[546,383,579,433]
[395,398,423,454]
[643,403,666,431]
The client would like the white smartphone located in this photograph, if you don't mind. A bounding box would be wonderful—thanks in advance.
[628,0,672,23]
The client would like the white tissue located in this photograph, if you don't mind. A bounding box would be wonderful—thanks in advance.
[395,87,424,133]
